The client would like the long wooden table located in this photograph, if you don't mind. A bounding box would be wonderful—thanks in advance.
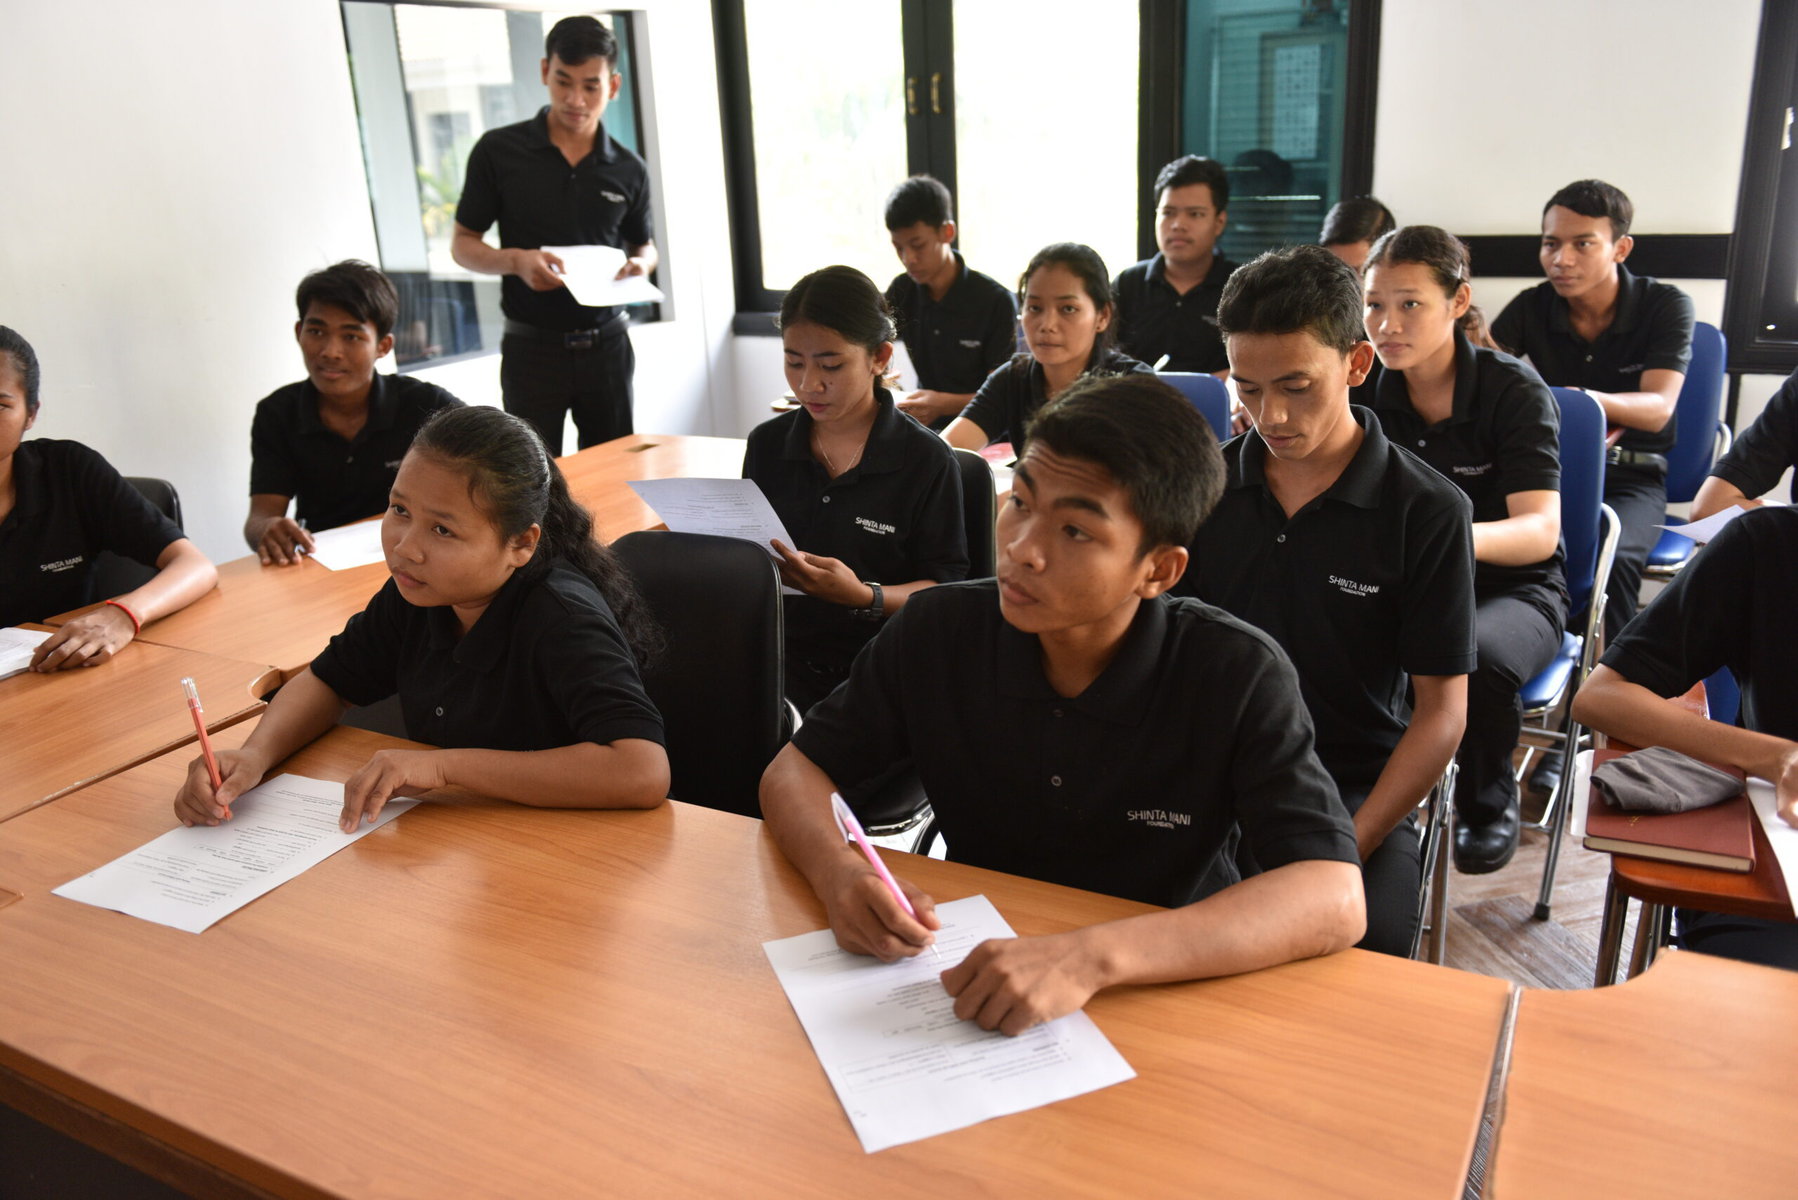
[0,724,1511,1199]
[46,435,749,682]
[0,628,277,823]
[1495,950,1798,1199]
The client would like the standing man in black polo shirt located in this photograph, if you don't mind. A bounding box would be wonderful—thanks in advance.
[761,374,1364,1036]
[452,15,656,454]
[1181,246,1475,955]
[1491,180,1693,643]
[1113,155,1239,377]
[246,261,463,565]
[881,176,1017,430]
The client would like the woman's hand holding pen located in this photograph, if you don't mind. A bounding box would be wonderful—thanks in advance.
[173,748,270,827]
[822,851,939,962]
[769,539,872,607]
[338,748,445,832]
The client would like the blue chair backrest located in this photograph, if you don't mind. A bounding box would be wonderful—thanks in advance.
[1552,387,1607,622]
[1705,665,1740,727]
[1158,372,1232,442]
[1665,322,1727,503]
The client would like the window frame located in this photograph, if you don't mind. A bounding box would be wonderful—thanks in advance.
[1721,0,1798,376]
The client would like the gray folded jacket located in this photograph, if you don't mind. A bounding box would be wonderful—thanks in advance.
[1591,746,1743,813]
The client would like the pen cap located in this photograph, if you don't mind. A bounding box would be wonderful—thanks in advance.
[180,676,201,705]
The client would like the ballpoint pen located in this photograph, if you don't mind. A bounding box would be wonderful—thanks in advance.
[831,792,939,959]
[181,676,227,811]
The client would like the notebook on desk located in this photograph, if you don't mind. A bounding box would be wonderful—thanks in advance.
[1583,747,1755,871]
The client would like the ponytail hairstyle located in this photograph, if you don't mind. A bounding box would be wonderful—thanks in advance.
[1364,225,1498,350]
[1018,242,1118,369]
[0,325,42,417]
[409,406,661,664]
[777,265,897,353]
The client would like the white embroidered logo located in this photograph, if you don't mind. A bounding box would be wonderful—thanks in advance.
[1128,809,1193,830]
[854,516,896,536]
[1451,462,1493,476]
[1329,574,1380,598]
[958,338,982,348]
[601,190,626,203]
[39,556,84,573]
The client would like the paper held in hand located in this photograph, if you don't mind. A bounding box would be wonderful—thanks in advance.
[542,244,665,307]
[763,894,1135,1153]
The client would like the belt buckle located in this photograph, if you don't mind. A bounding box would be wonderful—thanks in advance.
[564,330,597,351]
[1606,446,1624,465]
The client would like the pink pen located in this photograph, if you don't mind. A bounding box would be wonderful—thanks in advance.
[831,792,938,959]
[181,677,226,797]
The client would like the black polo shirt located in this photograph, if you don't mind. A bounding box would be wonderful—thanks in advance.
[1113,252,1239,374]
[0,439,183,627]
[1490,265,1694,456]
[1181,409,1477,792]
[884,253,1017,396]
[792,581,1358,908]
[1710,367,1798,503]
[1600,505,1798,741]
[743,389,969,671]
[1361,331,1569,613]
[311,564,664,752]
[455,109,653,333]
[958,350,1154,447]
[249,373,463,533]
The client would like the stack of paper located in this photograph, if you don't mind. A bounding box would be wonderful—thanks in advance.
[0,627,53,679]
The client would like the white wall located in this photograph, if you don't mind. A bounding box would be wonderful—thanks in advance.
[0,0,736,564]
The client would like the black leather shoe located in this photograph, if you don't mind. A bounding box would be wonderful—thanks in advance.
[1528,750,1565,798]
[1454,805,1521,875]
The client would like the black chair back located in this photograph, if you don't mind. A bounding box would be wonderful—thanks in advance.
[613,531,786,818]
[953,449,997,578]
[91,477,183,599]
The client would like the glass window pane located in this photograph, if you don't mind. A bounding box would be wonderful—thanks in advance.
[743,0,908,292]
[953,1,1139,290]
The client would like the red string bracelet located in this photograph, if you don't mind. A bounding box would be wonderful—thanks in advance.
[103,599,142,635]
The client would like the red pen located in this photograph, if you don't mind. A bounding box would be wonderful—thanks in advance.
[181,677,226,809]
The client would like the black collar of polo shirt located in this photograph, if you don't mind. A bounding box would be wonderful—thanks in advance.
[423,564,536,671]
[775,388,909,478]
[993,591,1166,726]
[1546,263,1646,339]
[1371,329,1479,428]
[925,251,972,308]
[523,107,620,165]
[294,372,398,439]
[1144,251,1227,292]
[1233,406,1388,511]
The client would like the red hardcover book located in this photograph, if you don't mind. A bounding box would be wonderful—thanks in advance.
[1582,748,1756,872]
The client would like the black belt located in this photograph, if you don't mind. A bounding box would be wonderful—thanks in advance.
[503,315,625,349]
[1606,448,1669,472]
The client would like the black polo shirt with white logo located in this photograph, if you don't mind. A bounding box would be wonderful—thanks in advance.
[1710,367,1798,504]
[743,389,969,672]
[792,581,1358,908]
[1361,331,1568,615]
[455,109,653,332]
[1113,252,1239,374]
[249,373,463,533]
[1181,409,1477,792]
[884,252,1017,397]
[1600,505,1798,741]
[1490,265,1694,456]
[958,349,1154,447]
[0,439,184,627]
[310,563,664,752]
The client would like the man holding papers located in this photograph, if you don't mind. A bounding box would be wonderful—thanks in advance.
[451,16,656,453]
[761,375,1364,1035]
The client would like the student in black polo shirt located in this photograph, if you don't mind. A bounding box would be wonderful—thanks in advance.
[1572,505,1798,971]
[1491,180,1693,643]
[1319,197,1396,274]
[174,406,668,830]
[246,261,463,564]
[0,326,217,670]
[1182,245,1475,954]
[1113,156,1239,376]
[744,266,968,711]
[880,176,1017,430]
[946,243,1152,453]
[761,375,1364,1036]
[1361,227,1569,874]
[451,16,656,454]
[1691,367,1798,520]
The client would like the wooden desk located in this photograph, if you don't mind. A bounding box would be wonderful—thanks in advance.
[1494,950,1798,1200]
[561,433,748,539]
[0,725,1510,1199]
[0,628,276,822]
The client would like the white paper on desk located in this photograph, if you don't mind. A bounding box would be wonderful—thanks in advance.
[1745,779,1798,917]
[0,627,53,679]
[1657,505,1749,545]
[52,774,416,933]
[304,521,386,570]
[764,894,1135,1153]
[626,477,802,594]
[541,244,665,307]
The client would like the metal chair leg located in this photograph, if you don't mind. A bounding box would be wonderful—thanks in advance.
[1627,901,1667,979]
[1533,720,1584,921]
[1427,800,1452,964]
[1594,879,1628,987]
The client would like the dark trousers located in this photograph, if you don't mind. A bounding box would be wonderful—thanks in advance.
[1458,593,1562,827]
[1601,465,1667,642]
[1344,787,1422,958]
[500,325,635,455]
[1676,909,1798,971]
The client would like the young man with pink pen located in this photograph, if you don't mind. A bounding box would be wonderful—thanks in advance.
[760,374,1364,1037]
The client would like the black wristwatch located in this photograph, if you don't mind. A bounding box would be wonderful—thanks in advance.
[851,581,885,622]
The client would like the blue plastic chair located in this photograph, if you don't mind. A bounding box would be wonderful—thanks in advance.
[1645,322,1731,576]
[1524,388,1622,920]
[1704,665,1740,727]
[1157,372,1233,442]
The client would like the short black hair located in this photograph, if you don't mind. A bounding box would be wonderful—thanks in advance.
[1320,197,1396,247]
[1025,373,1224,554]
[1217,244,1365,354]
[0,325,42,417]
[1544,179,1633,240]
[884,175,953,230]
[295,260,400,339]
[1153,155,1230,212]
[545,15,618,68]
